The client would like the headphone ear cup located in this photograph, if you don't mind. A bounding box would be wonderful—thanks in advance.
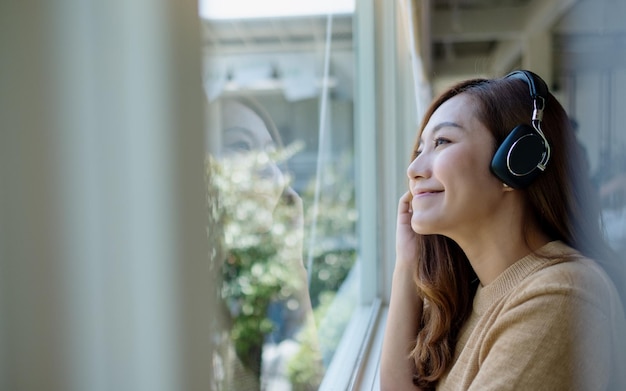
[491,124,547,188]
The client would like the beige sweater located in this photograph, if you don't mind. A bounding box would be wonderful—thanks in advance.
[437,241,626,391]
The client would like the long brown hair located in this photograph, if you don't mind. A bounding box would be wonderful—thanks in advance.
[409,74,621,390]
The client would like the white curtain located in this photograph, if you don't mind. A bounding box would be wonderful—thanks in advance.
[0,1,212,390]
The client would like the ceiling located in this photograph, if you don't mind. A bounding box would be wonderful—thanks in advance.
[201,0,624,95]
[425,0,576,86]
[201,13,353,55]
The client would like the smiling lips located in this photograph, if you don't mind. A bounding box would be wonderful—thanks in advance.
[412,189,443,197]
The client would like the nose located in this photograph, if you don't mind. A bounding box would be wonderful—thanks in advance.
[257,160,286,187]
[406,152,430,180]
[258,160,280,179]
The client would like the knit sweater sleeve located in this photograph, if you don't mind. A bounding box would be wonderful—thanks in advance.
[467,262,624,391]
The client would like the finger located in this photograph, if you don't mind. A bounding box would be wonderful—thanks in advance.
[398,191,412,213]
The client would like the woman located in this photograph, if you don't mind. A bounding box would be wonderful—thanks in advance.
[380,70,626,390]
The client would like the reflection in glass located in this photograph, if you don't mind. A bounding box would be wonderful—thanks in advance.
[203,4,358,389]
[598,154,626,255]
[208,96,322,390]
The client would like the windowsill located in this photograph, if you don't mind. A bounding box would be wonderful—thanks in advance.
[318,300,387,391]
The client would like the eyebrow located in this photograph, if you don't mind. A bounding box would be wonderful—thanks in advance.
[223,126,277,151]
[431,121,463,133]
[224,126,256,139]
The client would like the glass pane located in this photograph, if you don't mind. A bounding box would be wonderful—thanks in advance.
[202,2,358,389]
[598,73,626,256]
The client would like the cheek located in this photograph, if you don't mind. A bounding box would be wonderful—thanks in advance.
[434,147,478,178]
[257,163,285,193]
[435,146,499,190]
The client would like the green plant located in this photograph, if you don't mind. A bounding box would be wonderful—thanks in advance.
[207,145,308,387]
[208,145,359,389]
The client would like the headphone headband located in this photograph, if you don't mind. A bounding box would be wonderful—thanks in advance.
[504,70,548,103]
[505,70,548,123]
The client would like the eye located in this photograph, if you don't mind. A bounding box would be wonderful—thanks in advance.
[225,141,252,152]
[434,137,450,148]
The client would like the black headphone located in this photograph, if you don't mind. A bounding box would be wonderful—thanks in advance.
[490,70,551,189]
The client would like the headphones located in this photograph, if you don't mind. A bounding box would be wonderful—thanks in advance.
[490,70,551,189]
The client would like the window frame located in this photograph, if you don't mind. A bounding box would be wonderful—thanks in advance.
[318,0,427,389]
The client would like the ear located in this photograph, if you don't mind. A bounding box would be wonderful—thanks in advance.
[502,182,515,192]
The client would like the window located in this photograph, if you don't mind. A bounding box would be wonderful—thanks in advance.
[202,1,374,389]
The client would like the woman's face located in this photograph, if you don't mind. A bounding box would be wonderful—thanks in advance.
[220,100,286,225]
[407,93,507,239]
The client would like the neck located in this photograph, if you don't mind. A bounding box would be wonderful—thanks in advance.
[462,233,550,286]
[449,197,551,286]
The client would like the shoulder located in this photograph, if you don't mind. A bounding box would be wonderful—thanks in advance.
[468,242,626,390]
[508,242,622,317]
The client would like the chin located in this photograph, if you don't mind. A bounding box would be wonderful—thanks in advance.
[410,220,434,235]
[253,211,275,234]
[411,212,440,235]
[411,215,450,236]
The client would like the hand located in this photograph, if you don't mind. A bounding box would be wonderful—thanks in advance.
[278,186,305,269]
[282,186,304,232]
[395,191,420,272]
[381,191,425,390]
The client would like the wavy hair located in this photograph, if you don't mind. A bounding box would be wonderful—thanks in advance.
[409,74,620,390]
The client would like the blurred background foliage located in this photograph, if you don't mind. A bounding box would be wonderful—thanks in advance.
[207,148,357,390]
[287,151,358,389]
